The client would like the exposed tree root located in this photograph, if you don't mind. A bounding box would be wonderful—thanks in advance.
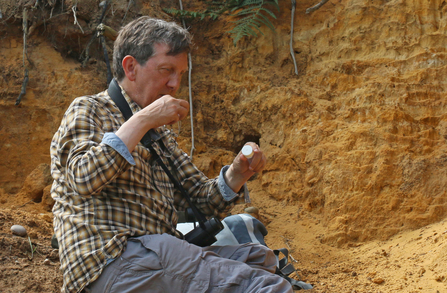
[290,0,298,75]
[306,0,329,14]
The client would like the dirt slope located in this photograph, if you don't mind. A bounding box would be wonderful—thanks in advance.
[1,0,447,292]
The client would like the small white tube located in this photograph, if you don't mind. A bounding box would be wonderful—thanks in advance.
[241,145,254,159]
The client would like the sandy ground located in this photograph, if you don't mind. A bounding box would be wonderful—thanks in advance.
[249,189,447,293]
[1,0,447,292]
[1,185,447,293]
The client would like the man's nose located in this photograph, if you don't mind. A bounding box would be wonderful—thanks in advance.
[167,73,182,92]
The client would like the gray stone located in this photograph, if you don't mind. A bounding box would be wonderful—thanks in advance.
[11,225,27,237]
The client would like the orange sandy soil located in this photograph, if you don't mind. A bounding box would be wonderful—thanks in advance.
[1,186,447,293]
[2,0,447,292]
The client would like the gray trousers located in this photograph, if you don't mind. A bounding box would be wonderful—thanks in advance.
[88,234,292,293]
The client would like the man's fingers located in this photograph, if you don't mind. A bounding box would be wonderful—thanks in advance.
[178,105,189,120]
[249,152,267,173]
[179,99,189,109]
[162,95,189,120]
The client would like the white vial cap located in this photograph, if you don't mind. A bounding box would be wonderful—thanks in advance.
[242,145,254,159]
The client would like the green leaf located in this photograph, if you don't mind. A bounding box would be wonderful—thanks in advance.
[239,0,265,6]
[257,13,276,31]
[259,7,277,19]
[165,0,279,46]
[268,0,280,11]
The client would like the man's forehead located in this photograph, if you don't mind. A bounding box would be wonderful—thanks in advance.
[153,43,171,54]
[151,44,188,69]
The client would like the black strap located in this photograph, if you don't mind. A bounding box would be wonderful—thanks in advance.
[146,144,207,227]
[107,78,207,229]
[108,78,133,121]
[108,78,155,147]
[273,248,314,290]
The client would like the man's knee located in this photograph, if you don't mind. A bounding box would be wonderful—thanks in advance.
[245,243,278,272]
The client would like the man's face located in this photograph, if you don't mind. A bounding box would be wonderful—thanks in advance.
[133,43,188,108]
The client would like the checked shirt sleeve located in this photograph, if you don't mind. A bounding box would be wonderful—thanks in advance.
[52,96,132,196]
[159,130,247,218]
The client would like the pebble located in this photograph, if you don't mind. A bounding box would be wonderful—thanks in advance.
[11,225,27,237]
[244,206,260,219]
[372,277,385,284]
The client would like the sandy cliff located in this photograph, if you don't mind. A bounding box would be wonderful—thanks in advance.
[1,0,447,291]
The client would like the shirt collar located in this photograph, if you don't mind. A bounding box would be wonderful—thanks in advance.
[117,82,142,116]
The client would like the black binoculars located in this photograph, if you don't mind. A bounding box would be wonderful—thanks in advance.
[178,208,224,247]
[184,217,224,247]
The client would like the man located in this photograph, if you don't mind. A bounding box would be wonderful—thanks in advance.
[50,16,292,293]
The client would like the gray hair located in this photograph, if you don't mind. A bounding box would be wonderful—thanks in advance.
[113,17,192,81]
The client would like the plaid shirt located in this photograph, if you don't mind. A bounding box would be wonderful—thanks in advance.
[50,88,246,293]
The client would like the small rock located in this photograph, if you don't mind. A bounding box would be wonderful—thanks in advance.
[41,185,55,212]
[11,225,27,237]
[372,277,385,284]
[418,267,426,277]
[43,259,51,265]
[244,206,260,219]
[18,163,52,202]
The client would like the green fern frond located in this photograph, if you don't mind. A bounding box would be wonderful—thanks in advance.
[256,14,275,31]
[164,0,280,47]
[238,0,264,7]
[233,5,262,15]
[227,0,279,46]
[162,8,215,21]
[259,7,278,18]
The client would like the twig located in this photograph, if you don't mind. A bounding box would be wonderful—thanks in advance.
[17,198,35,208]
[97,1,112,85]
[81,35,96,67]
[281,235,292,250]
[281,236,298,263]
[290,0,298,75]
[178,0,196,159]
[72,4,84,34]
[22,8,28,68]
[28,11,70,37]
[122,0,134,24]
[98,1,109,23]
[98,24,113,84]
[81,1,110,67]
[15,69,29,105]
[187,53,195,158]
[290,254,298,263]
[16,8,30,106]
[0,4,19,23]
[306,0,330,14]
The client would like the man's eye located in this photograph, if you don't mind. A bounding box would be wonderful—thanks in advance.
[161,68,172,73]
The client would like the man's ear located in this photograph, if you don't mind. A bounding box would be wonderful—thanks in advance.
[122,55,138,81]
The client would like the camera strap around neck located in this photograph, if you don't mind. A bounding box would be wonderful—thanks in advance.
[108,78,208,229]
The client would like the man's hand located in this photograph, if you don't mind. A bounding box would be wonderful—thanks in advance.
[224,142,267,193]
[115,95,189,152]
[137,95,189,128]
